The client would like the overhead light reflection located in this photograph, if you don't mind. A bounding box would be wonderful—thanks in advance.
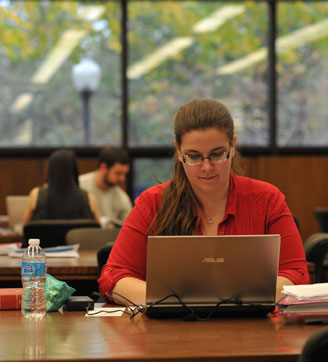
[77,5,105,21]
[192,5,245,33]
[14,118,33,144]
[217,18,328,75]
[10,4,106,114]
[217,49,267,75]
[31,29,87,84]
[127,37,193,79]
[127,5,244,79]
[10,93,33,113]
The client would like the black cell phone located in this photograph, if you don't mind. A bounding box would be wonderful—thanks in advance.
[65,296,94,311]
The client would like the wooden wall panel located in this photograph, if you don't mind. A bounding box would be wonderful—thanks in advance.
[245,155,328,241]
[1,155,327,241]
[0,159,46,210]
[0,157,97,216]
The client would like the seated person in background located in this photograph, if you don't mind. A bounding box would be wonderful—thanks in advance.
[98,98,309,306]
[23,149,100,224]
[79,146,132,227]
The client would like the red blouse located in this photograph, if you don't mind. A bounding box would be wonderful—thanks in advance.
[98,175,309,298]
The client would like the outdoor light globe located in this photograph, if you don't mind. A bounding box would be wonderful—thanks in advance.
[72,58,101,93]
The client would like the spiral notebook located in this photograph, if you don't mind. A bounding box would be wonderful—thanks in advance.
[145,234,280,318]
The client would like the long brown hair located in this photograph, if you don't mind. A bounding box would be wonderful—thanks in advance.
[46,149,92,219]
[150,98,244,236]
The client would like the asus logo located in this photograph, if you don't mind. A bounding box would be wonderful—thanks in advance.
[202,257,224,263]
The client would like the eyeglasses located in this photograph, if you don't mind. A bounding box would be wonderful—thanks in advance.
[182,150,230,166]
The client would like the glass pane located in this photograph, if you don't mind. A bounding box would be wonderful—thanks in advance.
[128,0,268,147]
[0,0,121,147]
[133,158,174,200]
[277,2,328,146]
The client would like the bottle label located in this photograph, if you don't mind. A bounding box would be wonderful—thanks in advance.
[21,262,46,277]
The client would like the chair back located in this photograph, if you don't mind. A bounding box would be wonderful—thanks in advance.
[304,233,328,283]
[96,228,121,274]
[66,227,120,250]
[97,245,114,274]
[298,326,328,362]
[23,219,101,248]
[313,208,328,233]
[292,213,301,232]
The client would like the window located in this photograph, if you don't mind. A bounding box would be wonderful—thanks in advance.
[128,1,268,147]
[277,1,328,146]
[133,158,174,199]
[0,1,121,146]
[1,0,327,199]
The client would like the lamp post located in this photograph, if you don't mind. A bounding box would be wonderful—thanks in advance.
[72,58,101,144]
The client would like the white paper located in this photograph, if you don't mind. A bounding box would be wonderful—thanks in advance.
[0,242,21,255]
[282,283,328,300]
[85,307,126,317]
[8,244,80,258]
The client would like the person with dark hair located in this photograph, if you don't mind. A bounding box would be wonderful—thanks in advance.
[79,146,132,226]
[23,149,100,224]
[98,98,310,306]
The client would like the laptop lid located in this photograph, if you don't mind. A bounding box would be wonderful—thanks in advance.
[5,195,29,231]
[146,234,280,318]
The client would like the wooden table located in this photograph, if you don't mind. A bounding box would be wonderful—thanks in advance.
[0,309,323,362]
[0,250,99,295]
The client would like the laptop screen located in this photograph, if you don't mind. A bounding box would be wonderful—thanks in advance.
[5,195,29,230]
[146,234,280,317]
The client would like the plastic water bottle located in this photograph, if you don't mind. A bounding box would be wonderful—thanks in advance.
[21,239,47,320]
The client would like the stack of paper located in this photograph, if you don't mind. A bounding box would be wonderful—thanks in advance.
[282,284,328,300]
[278,284,328,322]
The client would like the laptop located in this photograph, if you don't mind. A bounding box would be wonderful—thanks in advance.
[5,195,29,233]
[145,234,281,319]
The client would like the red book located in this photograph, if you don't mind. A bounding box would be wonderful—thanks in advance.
[0,288,23,310]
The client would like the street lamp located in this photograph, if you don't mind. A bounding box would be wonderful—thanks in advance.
[72,58,101,144]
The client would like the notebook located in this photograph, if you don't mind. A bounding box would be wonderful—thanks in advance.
[146,234,281,319]
[5,195,29,232]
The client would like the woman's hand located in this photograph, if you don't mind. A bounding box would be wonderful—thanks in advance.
[276,275,294,302]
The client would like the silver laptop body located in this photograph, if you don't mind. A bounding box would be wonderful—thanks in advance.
[146,234,281,318]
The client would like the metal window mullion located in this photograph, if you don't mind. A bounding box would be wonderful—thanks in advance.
[121,0,128,149]
[121,0,134,199]
[268,0,277,154]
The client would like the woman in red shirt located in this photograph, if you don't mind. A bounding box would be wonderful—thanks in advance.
[98,98,309,306]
